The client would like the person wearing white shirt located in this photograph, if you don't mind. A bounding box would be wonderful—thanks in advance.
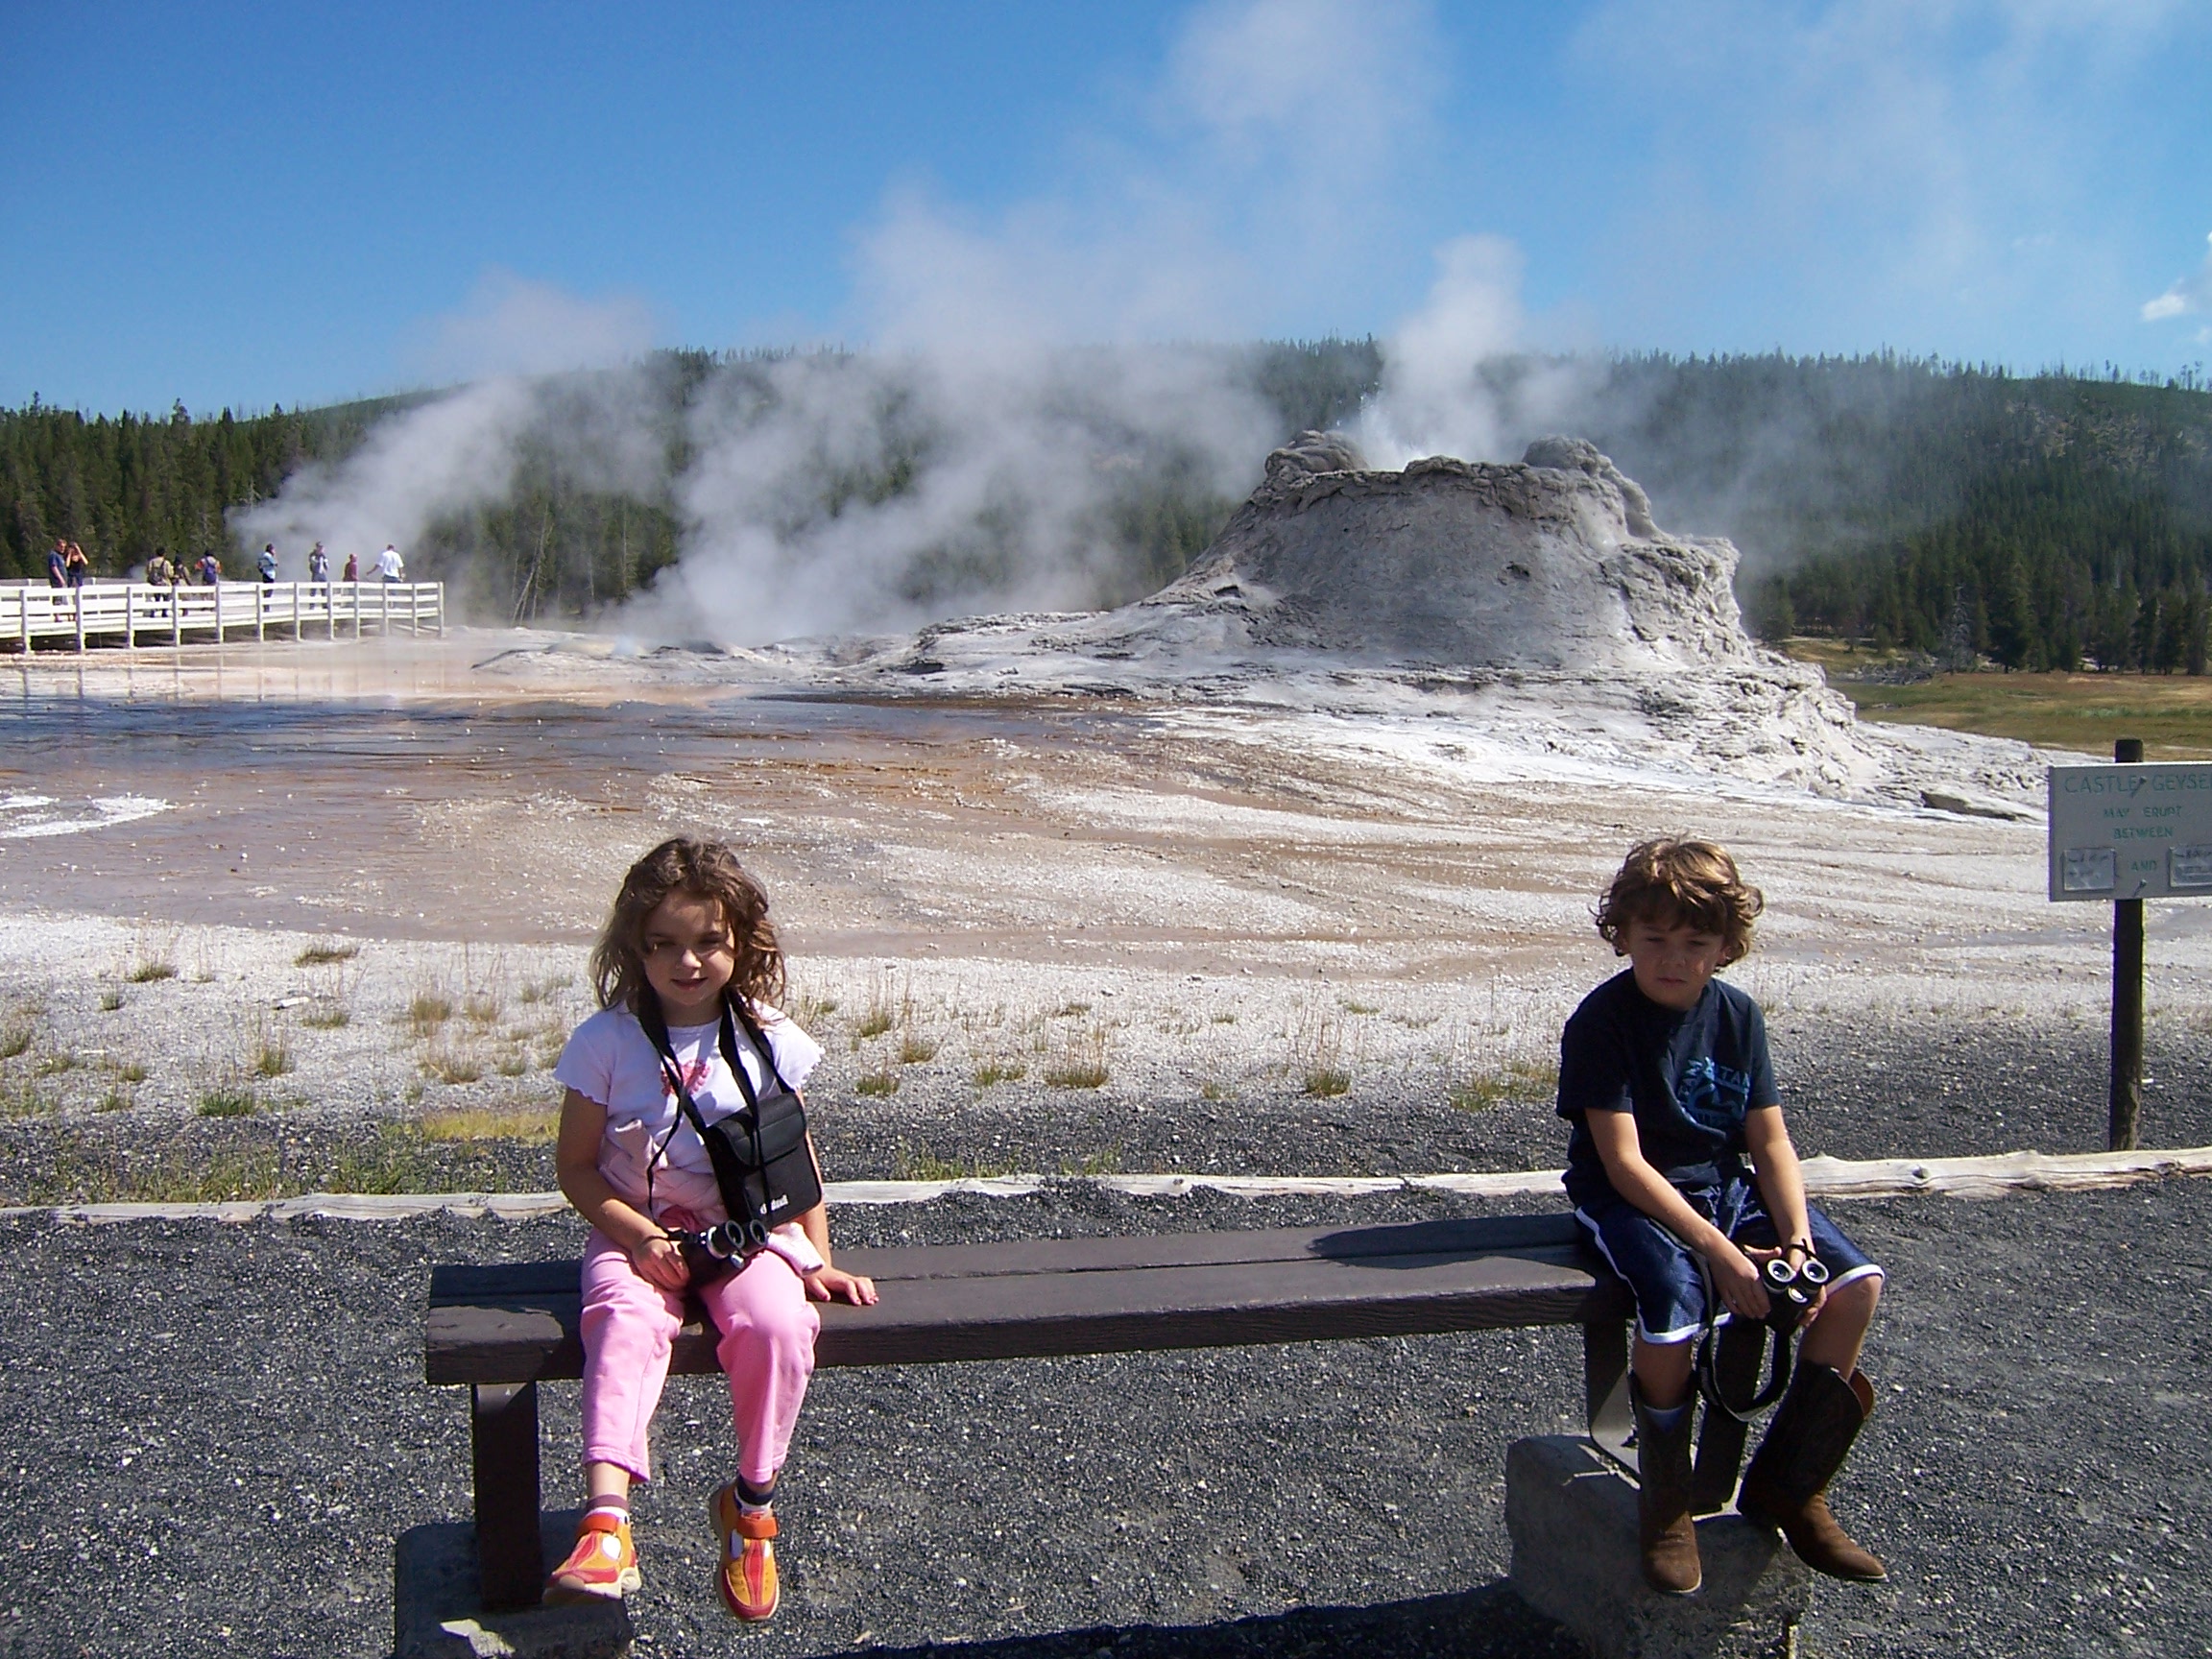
[374,544,406,584]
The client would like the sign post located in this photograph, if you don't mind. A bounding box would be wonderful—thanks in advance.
[2047,743,2212,1150]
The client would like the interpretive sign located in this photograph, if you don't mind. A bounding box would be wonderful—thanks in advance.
[2047,760,2212,902]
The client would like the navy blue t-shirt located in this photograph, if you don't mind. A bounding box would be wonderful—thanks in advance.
[1556,970,1777,1210]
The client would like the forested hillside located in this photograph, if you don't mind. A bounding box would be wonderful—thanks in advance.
[6,347,2207,671]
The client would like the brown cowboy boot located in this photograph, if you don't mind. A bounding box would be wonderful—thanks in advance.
[1690,1317,1765,1516]
[1631,1377,1702,1595]
[1738,1362,1887,1581]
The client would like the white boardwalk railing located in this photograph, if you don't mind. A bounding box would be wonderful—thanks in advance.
[2,581,445,652]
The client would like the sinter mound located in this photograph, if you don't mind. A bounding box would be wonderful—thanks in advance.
[1151,432,1755,671]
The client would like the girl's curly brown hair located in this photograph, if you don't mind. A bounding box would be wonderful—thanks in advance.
[590,837,787,1019]
[1594,838,1764,966]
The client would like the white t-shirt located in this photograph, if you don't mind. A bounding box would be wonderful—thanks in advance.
[374,546,405,579]
[555,1002,823,1222]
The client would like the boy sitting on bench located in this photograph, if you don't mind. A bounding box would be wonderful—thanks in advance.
[1557,839,1887,1595]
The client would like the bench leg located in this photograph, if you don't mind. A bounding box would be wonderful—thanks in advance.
[1582,1317,1636,1475]
[471,1382,542,1612]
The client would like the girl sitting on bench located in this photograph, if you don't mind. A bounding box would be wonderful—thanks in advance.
[546,836,878,1621]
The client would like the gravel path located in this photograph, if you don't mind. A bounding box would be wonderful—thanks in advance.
[3,1171,2207,1659]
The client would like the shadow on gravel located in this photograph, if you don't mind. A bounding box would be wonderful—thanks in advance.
[843,1582,1585,1659]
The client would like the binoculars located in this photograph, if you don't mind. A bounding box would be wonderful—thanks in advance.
[1759,1252,1829,1334]
[674,1213,773,1285]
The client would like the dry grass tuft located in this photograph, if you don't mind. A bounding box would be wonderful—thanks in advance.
[894,1142,1017,1181]
[417,1103,560,1143]
[195,1084,257,1118]
[1449,1057,1558,1113]
[973,1059,1026,1088]
[854,1070,900,1097]
[1043,1025,1111,1090]
[295,938,360,967]
[422,1042,487,1085]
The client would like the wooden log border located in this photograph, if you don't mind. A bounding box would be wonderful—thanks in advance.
[14,1143,2212,1226]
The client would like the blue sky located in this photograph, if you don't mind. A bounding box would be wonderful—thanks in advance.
[6,0,2209,416]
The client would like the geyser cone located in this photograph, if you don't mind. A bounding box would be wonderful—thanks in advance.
[1154,432,1759,671]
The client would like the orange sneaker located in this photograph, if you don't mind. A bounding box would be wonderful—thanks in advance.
[543,1509,640,1604]
[712,1483,780,1622]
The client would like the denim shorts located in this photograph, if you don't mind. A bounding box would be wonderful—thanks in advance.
[1575,1177,1883,1345]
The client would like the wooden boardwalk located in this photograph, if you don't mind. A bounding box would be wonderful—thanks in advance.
[2,580,445,652]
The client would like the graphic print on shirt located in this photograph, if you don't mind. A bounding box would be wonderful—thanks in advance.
[669,1054,715,1111]
[1675,1056,1751,1134]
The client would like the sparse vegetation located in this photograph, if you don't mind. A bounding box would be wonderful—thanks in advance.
[417,1103,561,1143]
[517,974,571,1006]
[294,938,360,967]
[196,1085,258,1118]
[98,989,126,1012]
[1043,1026,1111,1090]
[127,960,178,984]
[34,1051,81,1077]
[250,1025,294,1078]
[1200,1079,1231,1102]
[464,990,503,1026]
[113,1061,150,1085]
[974,1059,1026,1088]
[1297,1010,1354,1097]
[895,1142,1017,1181]
[0,1022,33,1061]
[897,1032,940,1065]
[301,999,350,1029]
[1059,1146,1123,1176]
[854,1070,900,1097]
[1340,998,1381,1016]
[855,1006,895,1041]
[422,1043,487,1085]
[408,987,456,1035]
[1048,1001,1093,1019]
[1449,1058,1559,1113]
[0,1078,56,1118]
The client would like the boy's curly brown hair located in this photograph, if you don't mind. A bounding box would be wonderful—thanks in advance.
[590,837,787,1019]
[1594,838,1764,966]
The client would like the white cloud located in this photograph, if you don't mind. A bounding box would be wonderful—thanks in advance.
[406,268,659,383]
[2141,231,2212,323]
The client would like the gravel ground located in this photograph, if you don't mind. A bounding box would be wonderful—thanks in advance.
[4,1007,2206,1205]
[2,1173,2208,1659]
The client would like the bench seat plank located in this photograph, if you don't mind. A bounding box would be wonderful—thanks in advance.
[427,1216,1629,1383]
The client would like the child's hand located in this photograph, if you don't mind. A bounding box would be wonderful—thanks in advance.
[1708,1241,1772,1321]
[806,1267,879,1306]
[628,1234,690,1292]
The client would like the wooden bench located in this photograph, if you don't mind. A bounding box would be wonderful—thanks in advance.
[427,1214,1638,1612]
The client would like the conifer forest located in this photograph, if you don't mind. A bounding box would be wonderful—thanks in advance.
[5,347,2207,673]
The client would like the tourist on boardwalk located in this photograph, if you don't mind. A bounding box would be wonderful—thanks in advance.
[145,550,172,587]
[196,551,223,585]
[546,837,878,1621]
[257,543,278,585]
[1556,839,1886,1596]
[46,539,68,588]
[308,542,329,584]
[341,550,359,583]
[373,543,405,583]
[63,542,89,588]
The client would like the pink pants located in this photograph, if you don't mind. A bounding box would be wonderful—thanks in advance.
[578,1225,820,1488]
